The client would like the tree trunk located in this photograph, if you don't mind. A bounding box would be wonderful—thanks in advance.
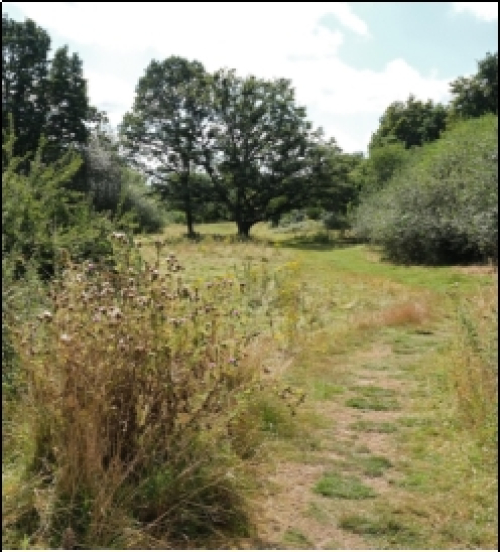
[236,219,252,238]
[186,210,195,238]
[183,181,195,238]
[185,203,195,238]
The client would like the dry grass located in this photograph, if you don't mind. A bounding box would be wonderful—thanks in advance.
[451,281,498,456]
[2,236,305,549]
[355,299,432,331]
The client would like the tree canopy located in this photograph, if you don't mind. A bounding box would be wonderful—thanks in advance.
[120,56,210,236]
[369,94,448,151]
[2,14,51,160]
[199,69,325,236]
[449,51,498,120]
[2,14,90,166]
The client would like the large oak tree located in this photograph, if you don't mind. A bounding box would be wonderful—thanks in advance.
[200,69,325,236]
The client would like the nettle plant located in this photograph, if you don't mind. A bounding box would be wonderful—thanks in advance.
[11,234,305,546]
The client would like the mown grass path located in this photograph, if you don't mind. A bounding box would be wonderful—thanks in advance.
[231,238,497,550]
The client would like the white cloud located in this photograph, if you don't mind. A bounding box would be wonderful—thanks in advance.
[452,2,498,21]
[322,2,370,36]
[5,2,451,152]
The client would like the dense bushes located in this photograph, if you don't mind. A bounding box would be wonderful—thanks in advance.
[118,169,166,233]
[353,115,498,264]
[2,131,115,280]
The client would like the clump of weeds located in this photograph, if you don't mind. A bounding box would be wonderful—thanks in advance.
[3,235,304,549]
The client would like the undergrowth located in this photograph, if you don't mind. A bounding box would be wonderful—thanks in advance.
[451,281,498,461]
[2,235,304,549]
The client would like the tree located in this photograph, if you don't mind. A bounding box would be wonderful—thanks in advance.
[45,46,90,155]
[2,14,50,160]
[302,139,364,230]
[2,14,90,171]
[200,69,324,236]
[369,94,448,150]
[120,56,210,237]
[449,51,498,120]
[357,140,410,192]
[83,131,124,213]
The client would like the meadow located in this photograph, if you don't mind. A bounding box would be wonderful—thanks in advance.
[2,222,497,549]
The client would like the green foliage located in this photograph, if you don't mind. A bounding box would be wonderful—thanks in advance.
[369,94,448,150]
[154,171,227,225]
[2,14,90,164]
[2,232,48,400]
[450,51,498,120]
[354,115,498,264]
[119,169,166,233]
[45,45,89,158]
[309,142,364,231]
[81,129,165,233]
[200,70,325,236]
[357,140,411,192]
[2,126,114,279]
[2,14,50,160]
[121,56,210,237]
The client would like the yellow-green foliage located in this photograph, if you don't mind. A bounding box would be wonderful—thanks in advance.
[3,236,304,549]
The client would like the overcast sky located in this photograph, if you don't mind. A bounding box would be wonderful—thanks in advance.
[4,2,498,153]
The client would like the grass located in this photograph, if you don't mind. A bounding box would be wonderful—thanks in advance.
[311,382,345,400]
[339,512,418,544]
[345,394,401,411]
[313,472,377,499]
[349,420,398,434]
[357,455,393,477]
[282,528,314,548]
[3,222,497,549]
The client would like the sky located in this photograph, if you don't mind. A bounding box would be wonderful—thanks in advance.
[4,2,498,153]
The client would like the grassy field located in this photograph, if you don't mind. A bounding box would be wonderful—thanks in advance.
[137,222,498,549]
[3,221,497,549]
[173,222,497,549]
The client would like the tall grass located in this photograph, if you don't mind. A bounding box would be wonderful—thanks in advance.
[451,281,498,460]
[2,236,304,549]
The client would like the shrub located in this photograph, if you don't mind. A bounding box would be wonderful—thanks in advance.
[166,210,187,225]
[277,209,307,227]
[353,115,498,264]
[4,238,301,549]
[2,128,114,280]
[322,211,350,232]
[119,176,166,234]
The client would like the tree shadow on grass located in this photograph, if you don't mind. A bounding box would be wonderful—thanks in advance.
[280,234,363,252]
